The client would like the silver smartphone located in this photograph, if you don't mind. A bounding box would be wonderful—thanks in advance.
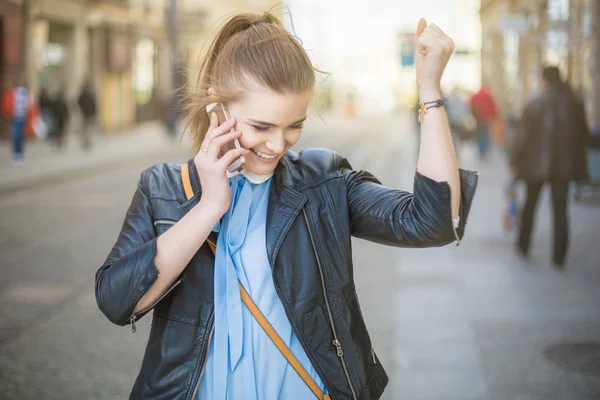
[205,102,245,173]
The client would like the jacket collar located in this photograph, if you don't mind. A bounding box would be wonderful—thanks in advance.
[265,171,307,266]
[182,156,307,267]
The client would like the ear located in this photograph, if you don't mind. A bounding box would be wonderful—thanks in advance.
[208,88,216,97]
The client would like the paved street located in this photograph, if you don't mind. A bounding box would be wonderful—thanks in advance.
[0,121,181,195]
[0,115,599,400]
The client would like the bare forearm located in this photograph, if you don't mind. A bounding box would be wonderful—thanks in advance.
[133,200,222,313]
[416,88,460,219]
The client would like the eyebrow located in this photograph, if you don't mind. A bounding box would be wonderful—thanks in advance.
[247,117,307,127]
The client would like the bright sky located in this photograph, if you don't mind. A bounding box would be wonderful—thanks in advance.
[285,0,473,53]
[284,0,482,112]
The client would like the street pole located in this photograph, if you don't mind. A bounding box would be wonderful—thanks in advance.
[595,0,600,127]
[21,0,29,86]
[166,0,178,136]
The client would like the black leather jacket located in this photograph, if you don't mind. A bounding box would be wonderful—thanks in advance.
[95,149,478,400]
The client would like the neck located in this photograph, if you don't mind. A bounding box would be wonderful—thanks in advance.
[227,169,273,184]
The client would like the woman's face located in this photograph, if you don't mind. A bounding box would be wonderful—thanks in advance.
[225,89,311,176]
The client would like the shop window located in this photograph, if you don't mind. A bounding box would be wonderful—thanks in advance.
[548,0,570,21]
[133,38,156,106]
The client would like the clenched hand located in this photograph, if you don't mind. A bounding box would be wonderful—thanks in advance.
[414,18,455,95]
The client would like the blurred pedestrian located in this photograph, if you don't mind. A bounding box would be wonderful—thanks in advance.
[510,66,589,268]
[1,76,34,164]
[78,81,96,151]
[445,87,475,159]
[95,13,477,400]
[50,90,70,150]
[342,92,356,116]
[39,86,55,138]
[470,84,497,160]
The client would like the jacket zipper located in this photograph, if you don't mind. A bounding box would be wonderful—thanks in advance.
[303,208,358,400]
[129,279,182,333]
[191,321,215,400]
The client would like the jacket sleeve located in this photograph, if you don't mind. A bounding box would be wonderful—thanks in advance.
[95,175,160,326]
[341,156,478,248]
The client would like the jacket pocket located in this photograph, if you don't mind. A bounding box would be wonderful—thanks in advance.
[353,288,376,360]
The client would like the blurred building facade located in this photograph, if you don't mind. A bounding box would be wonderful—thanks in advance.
[480,0,600,126]
[2,0,277,135]
[0,0,26,92]
[18,0,171,132]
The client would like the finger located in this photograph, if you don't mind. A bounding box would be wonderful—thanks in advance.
[418,31,437,44]
[415,18,428,52]
[419,32,454,54]
[199,113,219,152]
[417,33,436,52]
[415,18,427,37]
[206,116,236,142]
[217,147,250,169]
[422,29,444,43]
[208,130,242,159]
[418,31,444,49]
[424,25,454,47]
[427,23,445,35]
[209,112,218,130]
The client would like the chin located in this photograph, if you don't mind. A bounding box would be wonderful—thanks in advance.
[244,162,277,176]
[243,149,284,175]
[244,156,279,175]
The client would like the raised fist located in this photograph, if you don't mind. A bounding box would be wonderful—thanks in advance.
[414,18,455,94]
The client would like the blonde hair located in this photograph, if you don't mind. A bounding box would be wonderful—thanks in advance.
[183,11,316,151]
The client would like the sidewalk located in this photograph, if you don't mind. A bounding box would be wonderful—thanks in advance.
[0,121,190,195]
[387,141,600,399]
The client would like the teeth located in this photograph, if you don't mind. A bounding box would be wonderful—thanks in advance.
[253,149,277,159]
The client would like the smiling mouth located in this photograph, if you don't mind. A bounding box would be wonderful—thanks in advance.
[252,149,278,159]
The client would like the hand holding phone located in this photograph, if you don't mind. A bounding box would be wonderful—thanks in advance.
[194,108,249,214]
[205,102,245,173]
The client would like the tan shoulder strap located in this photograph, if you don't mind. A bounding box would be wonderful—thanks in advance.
[180,162,194,201]
[239,283,331,400]
[179,164,330,400]
[181,163,216,254]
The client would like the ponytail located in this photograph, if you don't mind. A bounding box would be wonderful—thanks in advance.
[183,12,316,152]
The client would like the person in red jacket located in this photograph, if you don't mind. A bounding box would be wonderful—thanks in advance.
[470,85,497,160]
[1,77,35,164]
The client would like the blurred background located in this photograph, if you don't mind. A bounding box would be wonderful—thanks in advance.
[0,0,599,399]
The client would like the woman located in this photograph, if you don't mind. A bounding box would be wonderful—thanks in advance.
[95,12,478,400]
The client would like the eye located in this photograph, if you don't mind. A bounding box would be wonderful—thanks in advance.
[290,124,304,130]
[251,125,270,132]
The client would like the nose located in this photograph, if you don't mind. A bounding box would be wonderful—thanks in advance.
[265,131,286,154]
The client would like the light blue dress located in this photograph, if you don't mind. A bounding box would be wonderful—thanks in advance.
[197,175,328,400]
